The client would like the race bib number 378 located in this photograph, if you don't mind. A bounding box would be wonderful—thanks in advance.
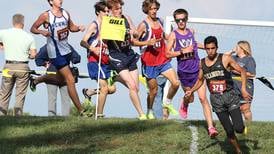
[209,80,227,93]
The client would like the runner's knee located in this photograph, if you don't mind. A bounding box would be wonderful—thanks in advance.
[108,85,116,94]
[172,80,180,89]
[149,86,158,97]
[100,85,108,94]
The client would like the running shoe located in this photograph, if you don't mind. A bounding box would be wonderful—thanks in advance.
[163,103,178,115]
[179,100,188,119]
[97,114,105,119]
[147,113,155,120]
[80,109,93,117]
[107,70,117,86]
[208,126,218,138]
[29,76,36,92]
[243,126,248,135]
[82,88,91,100]
[138,114,147,120]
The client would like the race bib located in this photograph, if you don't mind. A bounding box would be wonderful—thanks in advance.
[180,50,194,60]
[57,27,69,41]
[209,80,227,93]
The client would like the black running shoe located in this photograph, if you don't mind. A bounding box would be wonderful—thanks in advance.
[82,88,91,100]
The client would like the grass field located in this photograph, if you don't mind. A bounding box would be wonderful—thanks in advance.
[0,116,273,153]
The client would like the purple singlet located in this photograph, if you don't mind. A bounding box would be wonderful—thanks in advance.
[174,28,199,73]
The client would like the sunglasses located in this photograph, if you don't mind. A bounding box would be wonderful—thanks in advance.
[175,18,187,23]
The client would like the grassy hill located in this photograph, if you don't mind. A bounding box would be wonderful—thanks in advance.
[0,116,273,153]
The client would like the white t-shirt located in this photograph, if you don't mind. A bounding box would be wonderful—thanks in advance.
[0,28,36,61]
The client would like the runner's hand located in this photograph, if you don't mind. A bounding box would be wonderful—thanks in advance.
[184,90,192,98]
[147,38,161,46]
[180,45,193,54]
[89,47,101,55]
[40,30,51,37]
[78,25,85,32]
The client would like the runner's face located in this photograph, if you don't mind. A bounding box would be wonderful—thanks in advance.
[236,44,245,55]
[148,3,158,19]
[111,4,122,17]
[205,43,218,60]
[175,14,187,30]
[99,7,109,17]
[51,0,63,8]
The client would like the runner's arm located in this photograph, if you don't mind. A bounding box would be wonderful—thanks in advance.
[165,32,181,58]
[190,29,204,49]
[67,13,85,32]
[190,63,205,92]
[226,55,252,100]
[30,12,51,37]
[132,22,160,46]
[80,23,96,49]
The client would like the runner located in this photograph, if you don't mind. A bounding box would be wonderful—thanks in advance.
[166,8,218,137]
[80,0,116,118]
[137,0,180,119]
[185,36,252,153]
[227,41,256,127]
[30,0,91,116]
[106,0,153,120]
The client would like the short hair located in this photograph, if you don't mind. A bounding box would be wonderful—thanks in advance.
[238,40,252,56]
[173,8,188,20]
[47,0,52,6]
[106,0,124,9]
[204,36,218,48]
[94,0,107,15]
[12,14,24,26]
[142,0,160,14]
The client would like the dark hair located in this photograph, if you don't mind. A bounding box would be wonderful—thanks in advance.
[106,0,124,9]
[94,0,107,15]
[173,8,188,20]
[204,36,218,48]
[142,0,160,14]
[47,0,52,6]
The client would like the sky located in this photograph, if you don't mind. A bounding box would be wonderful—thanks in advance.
[1,0,274,121]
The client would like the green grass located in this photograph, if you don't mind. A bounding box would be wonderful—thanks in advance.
[0,117,273,153]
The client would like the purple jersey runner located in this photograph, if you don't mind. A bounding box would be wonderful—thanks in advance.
[174,28,200,87]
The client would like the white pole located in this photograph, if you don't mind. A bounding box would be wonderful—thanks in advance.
[95,39,103,120]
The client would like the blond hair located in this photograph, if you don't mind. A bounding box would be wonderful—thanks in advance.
[237,40,252,56]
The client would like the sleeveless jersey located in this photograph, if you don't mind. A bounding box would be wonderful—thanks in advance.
[107,15,131,53]
[174,29,199,73]
[46,9,71,59]
[201,54,234,94]
[87,20,109,64]
[140,20,169,66]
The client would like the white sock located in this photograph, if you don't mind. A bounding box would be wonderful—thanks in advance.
[147,109,153,115]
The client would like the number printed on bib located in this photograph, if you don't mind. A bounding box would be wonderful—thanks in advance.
[57,27,69,41]
[209,80,227,93]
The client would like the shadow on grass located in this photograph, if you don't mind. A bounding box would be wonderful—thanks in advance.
[199,137,260,154]
[187,120,260,153]
[0,116,173,153]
